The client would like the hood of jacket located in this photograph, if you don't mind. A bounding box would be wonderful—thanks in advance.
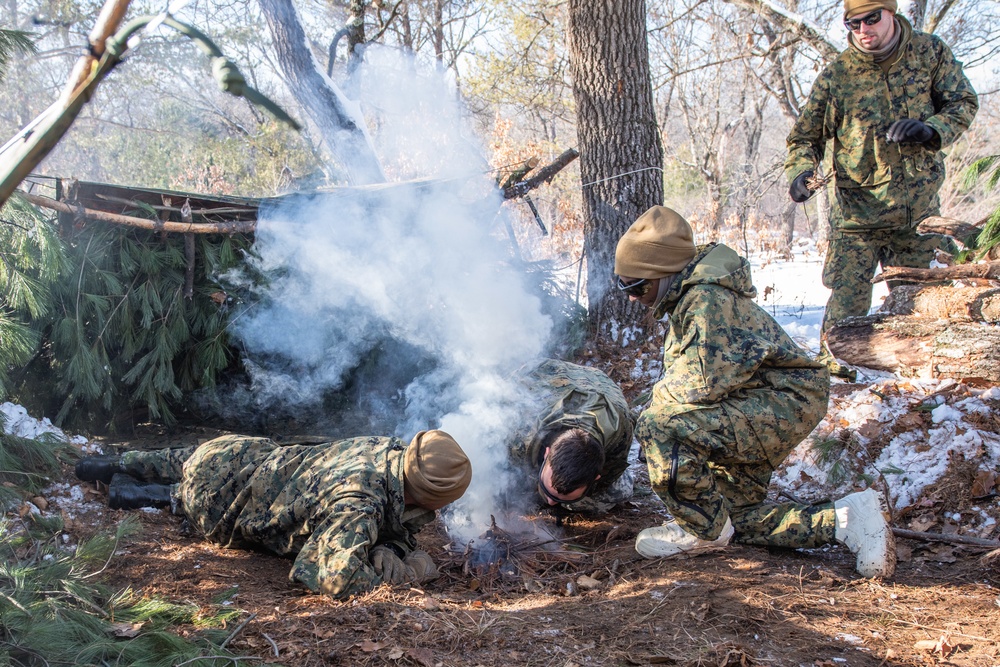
[653,243,756,319]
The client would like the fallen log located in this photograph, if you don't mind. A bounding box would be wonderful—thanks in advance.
[881,285,1000,323]
[826,314,1000,381]
[875,260,1000,283]
[915,215,981,244]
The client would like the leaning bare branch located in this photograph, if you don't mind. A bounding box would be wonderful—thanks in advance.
[502,148,580,200]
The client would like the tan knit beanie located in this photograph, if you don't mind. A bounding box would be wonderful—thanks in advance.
[844,0,896,18]
[403,430,472,507]
[614,206,696,279]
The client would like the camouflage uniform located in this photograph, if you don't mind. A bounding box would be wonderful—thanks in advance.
[508,359,634,510]
[120,435,435,599]
[637,244,835,547]
[785,16,978,334]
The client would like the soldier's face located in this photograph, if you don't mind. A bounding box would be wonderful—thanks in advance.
[537,448,589,506]
[620,276,661,308]
[848,9,894,50]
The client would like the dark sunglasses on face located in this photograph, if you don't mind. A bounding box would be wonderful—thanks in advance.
[616,276,652,298]
[844,9,882,31]
[537,461,589,505]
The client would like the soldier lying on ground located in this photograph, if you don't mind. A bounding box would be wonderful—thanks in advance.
[613,206,896,578]
[508,358,635,514]
[74,430,472,598]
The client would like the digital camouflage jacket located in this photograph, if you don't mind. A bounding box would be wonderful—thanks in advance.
[785,16,978,231]
[176,435,434,599]
[643,244,828,446]
[509,358,634,493]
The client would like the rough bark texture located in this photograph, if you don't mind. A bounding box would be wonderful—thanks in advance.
[827,314,1000,381]
[876,260,1000,283]
[916,215,980,245]
[881,285,1000,323]
[258,0,385,185]
[567,0,664,339]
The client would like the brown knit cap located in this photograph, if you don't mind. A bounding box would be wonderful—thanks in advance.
[403,430,472,507]
[614,206,696,279]
[844,0,896,18]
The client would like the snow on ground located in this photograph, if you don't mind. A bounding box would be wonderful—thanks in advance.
[2,401,111,533]
[749,244,999,531]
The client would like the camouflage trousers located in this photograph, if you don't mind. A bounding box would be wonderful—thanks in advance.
[638,405,836,548]
[120,435,278,530]
[821,226,958,335]
[121,446,198,483]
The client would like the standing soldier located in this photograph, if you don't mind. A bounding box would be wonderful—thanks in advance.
[785,0,978,378]
[615,206,895,578]
[508,358,635,513]
[74,430,472,598]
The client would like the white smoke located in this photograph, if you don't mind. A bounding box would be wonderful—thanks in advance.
[228,47,556,540]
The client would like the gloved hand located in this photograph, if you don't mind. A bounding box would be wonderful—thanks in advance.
[370,545,408,585]
[402,550,438,583]
[789,170,815,203]
[886,118,935,144]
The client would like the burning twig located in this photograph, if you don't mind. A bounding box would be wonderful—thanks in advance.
[452,515,591,593]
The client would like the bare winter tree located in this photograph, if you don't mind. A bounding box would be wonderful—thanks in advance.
[567,0,664,339]
[259,0,385,184]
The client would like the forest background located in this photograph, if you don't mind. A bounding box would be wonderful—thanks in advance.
[6,0,1000,290]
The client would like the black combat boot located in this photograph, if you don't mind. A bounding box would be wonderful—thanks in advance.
[74,454,124,484]
[107,473,174,510]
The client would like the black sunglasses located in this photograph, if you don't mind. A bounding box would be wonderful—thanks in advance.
[616,276,652,298]
[844,9,882,31]
[537,460,590,505]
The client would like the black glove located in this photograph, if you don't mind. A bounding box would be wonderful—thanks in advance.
[886,119,935,144]
[789,170,815,203]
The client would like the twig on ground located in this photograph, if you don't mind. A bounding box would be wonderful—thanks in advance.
[892,528,1000,549]
[890,619,995,642]
[220,612,258,649]
[260,633,279,658]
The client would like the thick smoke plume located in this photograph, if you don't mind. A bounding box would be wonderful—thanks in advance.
[221,48,558,538]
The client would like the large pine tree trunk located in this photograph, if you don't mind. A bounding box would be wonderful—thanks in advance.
[567,0,664,340]
[258,0,385,185]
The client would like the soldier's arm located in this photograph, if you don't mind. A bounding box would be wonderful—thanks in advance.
[784,71,831,182]
[289,500,383,599]
[594,404,633,491]
[924,39,978,149]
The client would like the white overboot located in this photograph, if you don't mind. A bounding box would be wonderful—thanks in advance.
[635,517,734,559]
[834,488,896,578]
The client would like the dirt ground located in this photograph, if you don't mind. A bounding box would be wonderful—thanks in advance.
[65,432,1000,667]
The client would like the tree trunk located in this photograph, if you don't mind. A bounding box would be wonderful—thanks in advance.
[826,314,1000,382]
[258,0,385,185]
[567,0,664,341]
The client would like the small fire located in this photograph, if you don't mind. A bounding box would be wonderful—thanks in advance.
[454,514,588,591]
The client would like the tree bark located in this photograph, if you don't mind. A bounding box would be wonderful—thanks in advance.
[258,0,385,185]
[826,313,1000,381]
[875,260,1000,284]
[567,0,664,340]
[916,215,980,244]
[881,285,1000,323]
